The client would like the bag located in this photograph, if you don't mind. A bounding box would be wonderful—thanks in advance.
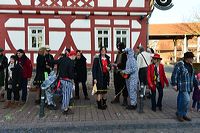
[91,83,97,95]
[122,73,130,79]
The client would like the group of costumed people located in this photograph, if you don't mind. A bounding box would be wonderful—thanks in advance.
[40,42,139,114]
[0,42,169,116]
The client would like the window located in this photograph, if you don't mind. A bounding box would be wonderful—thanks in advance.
[114,29,129,51]
[95,28,111,51]
[28,27,45,50]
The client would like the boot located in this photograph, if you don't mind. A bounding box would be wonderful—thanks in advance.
[0,93,5,102]
[3,100,12,109]
[102,98,107,108]
[111,96,120,104]
[122,97,128,106]
[96,100,106,110]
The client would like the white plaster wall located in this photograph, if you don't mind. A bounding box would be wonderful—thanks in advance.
[112,12,127,16]
[49,19,65,28]
[19,0,31,5]
[0,0,16,5]
[71,32,91,50]
[132,20,141,29]
[58,11,72,14]
[117,0,128,7]
[8,31,25,50]
[114,20,129,25]
[22,10,36,14]
[5,18,24,28]
[5,40,11,50]
[130,0,145,7]
[0,10,19,13]
[132,32,140,48]
[28,19,44,24]
[95,20,110,25]
[40,11,55,14]
[34,53,38,64]
[83,54,91,64]
[71,20,90,28]
[49,32,66,51]
[98,0,113,7]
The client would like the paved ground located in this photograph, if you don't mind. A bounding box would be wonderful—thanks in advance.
[0,65,200,132]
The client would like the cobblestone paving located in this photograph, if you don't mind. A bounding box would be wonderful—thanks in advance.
[0,66,200,132]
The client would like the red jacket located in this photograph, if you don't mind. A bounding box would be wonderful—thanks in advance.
[18,58,32,79]
[147,63,169,91]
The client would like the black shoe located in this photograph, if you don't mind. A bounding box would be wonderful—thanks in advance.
[152,108,156,112]
[183,116,191,121]
[85,96,90,100]
[177,116,184,122]
[97,100,106,110]
[159,107,162,111]
[121,98,128,106]
[102,99,107,108]
[47,104,57,110]
[126,105,137,110]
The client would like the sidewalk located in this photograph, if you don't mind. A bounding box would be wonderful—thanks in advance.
[0,67,200,132]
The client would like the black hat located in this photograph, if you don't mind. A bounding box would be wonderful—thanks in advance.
[184,52,195,59]
[0,48,4,52]
[117,42,126,50]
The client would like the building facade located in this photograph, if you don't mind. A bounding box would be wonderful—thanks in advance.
[0,0,153,65]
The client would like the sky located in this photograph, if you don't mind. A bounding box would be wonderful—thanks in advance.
[149,0,200,24]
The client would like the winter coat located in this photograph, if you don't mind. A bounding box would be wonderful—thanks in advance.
[54,56,74,79]
[45,53,54,74]
[74,55,87,82]
[192,80,200,101]
[147,63,169,91]
[33,54,47,86]
[5,62,23,91]
[92,54,111,90]
[0,55,8,86]
[17,55,32,79]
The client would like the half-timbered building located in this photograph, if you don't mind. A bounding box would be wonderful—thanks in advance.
[0,0,153,65]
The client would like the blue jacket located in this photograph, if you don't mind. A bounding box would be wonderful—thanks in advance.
[171,61,198,92]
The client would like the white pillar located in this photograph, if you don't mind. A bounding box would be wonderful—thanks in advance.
[183,34,188,53]
[173,39,177,62]
[197,37,200,63]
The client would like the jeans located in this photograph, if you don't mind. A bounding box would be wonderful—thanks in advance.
[177,91,190,117]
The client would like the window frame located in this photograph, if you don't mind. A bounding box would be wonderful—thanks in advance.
[114,28,130,51]
[28,26,45,51]
[95,28,111,51]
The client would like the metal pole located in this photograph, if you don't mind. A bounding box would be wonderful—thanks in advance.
[138,82,144,113]
[39,87,45,118]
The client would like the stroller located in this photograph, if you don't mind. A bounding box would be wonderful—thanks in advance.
[41,71,59,108]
